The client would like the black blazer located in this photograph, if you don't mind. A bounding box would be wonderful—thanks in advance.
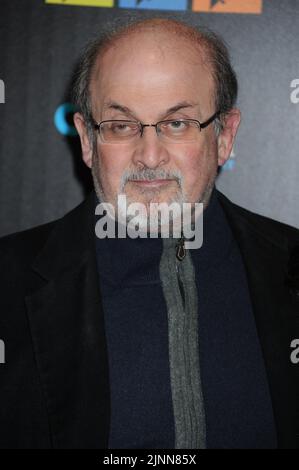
[0,189,298,449]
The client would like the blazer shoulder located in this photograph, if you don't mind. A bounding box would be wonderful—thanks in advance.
[0,191,95,277]
[217,191,299,255]
[0,220,58,273]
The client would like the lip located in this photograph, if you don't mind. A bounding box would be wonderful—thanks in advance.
[130,179,174,187]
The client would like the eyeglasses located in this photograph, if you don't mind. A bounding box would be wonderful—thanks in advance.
[92,111,219,144]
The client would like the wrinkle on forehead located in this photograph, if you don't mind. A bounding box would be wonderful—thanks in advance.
[91,36,212,96]
[91,18,213,81]
[96,39,198,73]
[89,20,216,117]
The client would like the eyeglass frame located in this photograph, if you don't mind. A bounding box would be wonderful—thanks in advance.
[91,110,220,143]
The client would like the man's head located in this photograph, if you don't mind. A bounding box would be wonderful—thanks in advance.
[73,17,241,228]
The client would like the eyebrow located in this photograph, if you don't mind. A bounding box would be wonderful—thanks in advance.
[102,100,200,120]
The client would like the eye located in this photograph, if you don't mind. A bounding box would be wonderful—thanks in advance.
[168,120,188,132]
[110,122,135,134]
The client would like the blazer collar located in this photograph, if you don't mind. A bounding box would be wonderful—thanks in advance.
[25,190,110,448]
[31,190,96,281]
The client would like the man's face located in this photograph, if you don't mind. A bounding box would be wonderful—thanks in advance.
[75,31,240,221]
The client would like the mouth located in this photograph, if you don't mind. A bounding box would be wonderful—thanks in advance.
[129,179,174,188]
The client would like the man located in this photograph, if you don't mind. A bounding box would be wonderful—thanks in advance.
[0,17,299,449]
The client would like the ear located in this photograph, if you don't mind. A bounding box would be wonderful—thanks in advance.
[73,112,93,169]
[217,109,241,166]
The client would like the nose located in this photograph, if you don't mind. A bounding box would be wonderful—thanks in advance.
[131,125,170,169]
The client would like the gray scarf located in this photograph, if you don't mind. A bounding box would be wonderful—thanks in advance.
[159,236,206,449]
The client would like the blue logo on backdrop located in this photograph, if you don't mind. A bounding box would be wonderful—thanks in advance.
[222,147,236,171]
[222,159,236,171]
[119,0,187,11]
[54,103,78,136]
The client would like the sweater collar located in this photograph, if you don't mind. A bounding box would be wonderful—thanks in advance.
[94,186,235,286]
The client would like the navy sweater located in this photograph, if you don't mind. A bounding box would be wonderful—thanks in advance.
[95,189,277,449]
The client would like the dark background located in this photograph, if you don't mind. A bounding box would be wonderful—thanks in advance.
[0,0,298,237]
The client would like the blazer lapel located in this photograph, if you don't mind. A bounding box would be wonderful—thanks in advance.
[218,190,299,448]
[25,191,110,449]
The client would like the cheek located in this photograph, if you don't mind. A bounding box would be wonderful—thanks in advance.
[98,145,132,189]
[175,142,212,180]
[174,140,218,197]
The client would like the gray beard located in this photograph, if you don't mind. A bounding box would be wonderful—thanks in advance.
[91,147,216,233]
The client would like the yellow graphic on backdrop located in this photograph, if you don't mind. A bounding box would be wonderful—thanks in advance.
[45,0,114,7]
[192,0,262,14]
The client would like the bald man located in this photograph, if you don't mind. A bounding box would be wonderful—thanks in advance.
[0,17,298,449]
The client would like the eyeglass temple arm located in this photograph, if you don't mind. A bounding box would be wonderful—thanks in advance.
[92,120,100,130]
[200,111,220,129]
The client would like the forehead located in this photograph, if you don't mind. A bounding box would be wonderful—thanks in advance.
[90,31,215,117]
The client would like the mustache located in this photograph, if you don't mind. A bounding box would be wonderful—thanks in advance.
[120,168,182,189]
